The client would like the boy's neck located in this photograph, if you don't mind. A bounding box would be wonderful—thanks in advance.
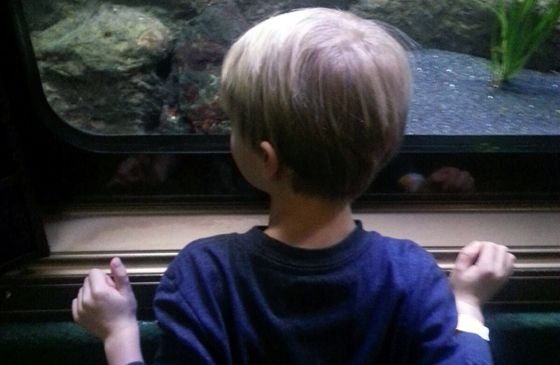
[264,193,355,250]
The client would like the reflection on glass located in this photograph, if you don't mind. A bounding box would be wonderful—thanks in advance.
[22,0,560,136]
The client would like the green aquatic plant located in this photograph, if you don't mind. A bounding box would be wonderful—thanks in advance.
[484,0,560,87]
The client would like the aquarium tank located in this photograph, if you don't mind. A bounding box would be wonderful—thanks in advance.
[19,0,560,139]
[0,0,557,207]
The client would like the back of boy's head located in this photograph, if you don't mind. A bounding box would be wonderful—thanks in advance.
[220,7,412,201]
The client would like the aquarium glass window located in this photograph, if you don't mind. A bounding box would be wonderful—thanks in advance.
[22,0,559,137]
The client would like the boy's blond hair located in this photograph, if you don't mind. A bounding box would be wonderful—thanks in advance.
[220,8,412,200]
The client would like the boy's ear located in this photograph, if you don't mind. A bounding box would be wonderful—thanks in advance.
[258,141,281,180]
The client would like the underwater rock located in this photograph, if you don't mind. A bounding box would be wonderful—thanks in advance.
[39,71,167,134]
[22,0,90,32]
[31,3,172,134]
[23,0,212,37]
[110,0,211,16]
[33,3,171,75]
[21,2,65,32]
[352,0,493,57]
[182,1,249,44]
[352,0,560,72]
[235,0,352,23]
[160,1,249,134]
[108,0,213,35]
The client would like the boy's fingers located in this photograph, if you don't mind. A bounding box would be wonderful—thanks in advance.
[83,277,92,303]
[463,241,483,257]
[87,268,110,295]
[78,287,84,313]
[494,245,509,276]
[455,241,482,271]
[454,252,473,272]
[474,241,497,271]
[72,298,78,321]
[505,252,516,276]
[105,274,116,289]
[110,257,131,292]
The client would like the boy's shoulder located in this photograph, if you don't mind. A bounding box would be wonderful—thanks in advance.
[163,224,438,282]
[169,224,436,261]
[163,228,262,277]
[170,231,245,265]
[157,231,246,295]
[368,231,441,281]
[375,233,437,267]
[181,231,241,253]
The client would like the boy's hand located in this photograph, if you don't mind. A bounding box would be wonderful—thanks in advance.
[72,257,138,341]
[450,241,515,321]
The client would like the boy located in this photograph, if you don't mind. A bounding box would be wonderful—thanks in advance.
[72,8,515,365]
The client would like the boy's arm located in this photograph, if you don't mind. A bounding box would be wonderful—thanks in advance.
[450,241,516,339]
[406,241,513,364]
[72,258,144,365]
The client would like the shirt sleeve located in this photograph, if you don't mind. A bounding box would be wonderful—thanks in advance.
[455,332,493,364]
[151,260,222,365]
[406,251,493,365]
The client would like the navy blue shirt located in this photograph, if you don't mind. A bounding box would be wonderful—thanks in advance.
[151,222,492,364]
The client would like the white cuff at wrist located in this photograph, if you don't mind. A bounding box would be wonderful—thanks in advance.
[456,313,490,341]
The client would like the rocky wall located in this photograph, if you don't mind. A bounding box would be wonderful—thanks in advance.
[351,0,560,72]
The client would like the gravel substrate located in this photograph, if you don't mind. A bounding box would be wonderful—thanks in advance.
[407,49,560,135]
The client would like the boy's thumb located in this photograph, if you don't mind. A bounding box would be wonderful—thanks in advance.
[454,241,481,272]
[110,257,131,292]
